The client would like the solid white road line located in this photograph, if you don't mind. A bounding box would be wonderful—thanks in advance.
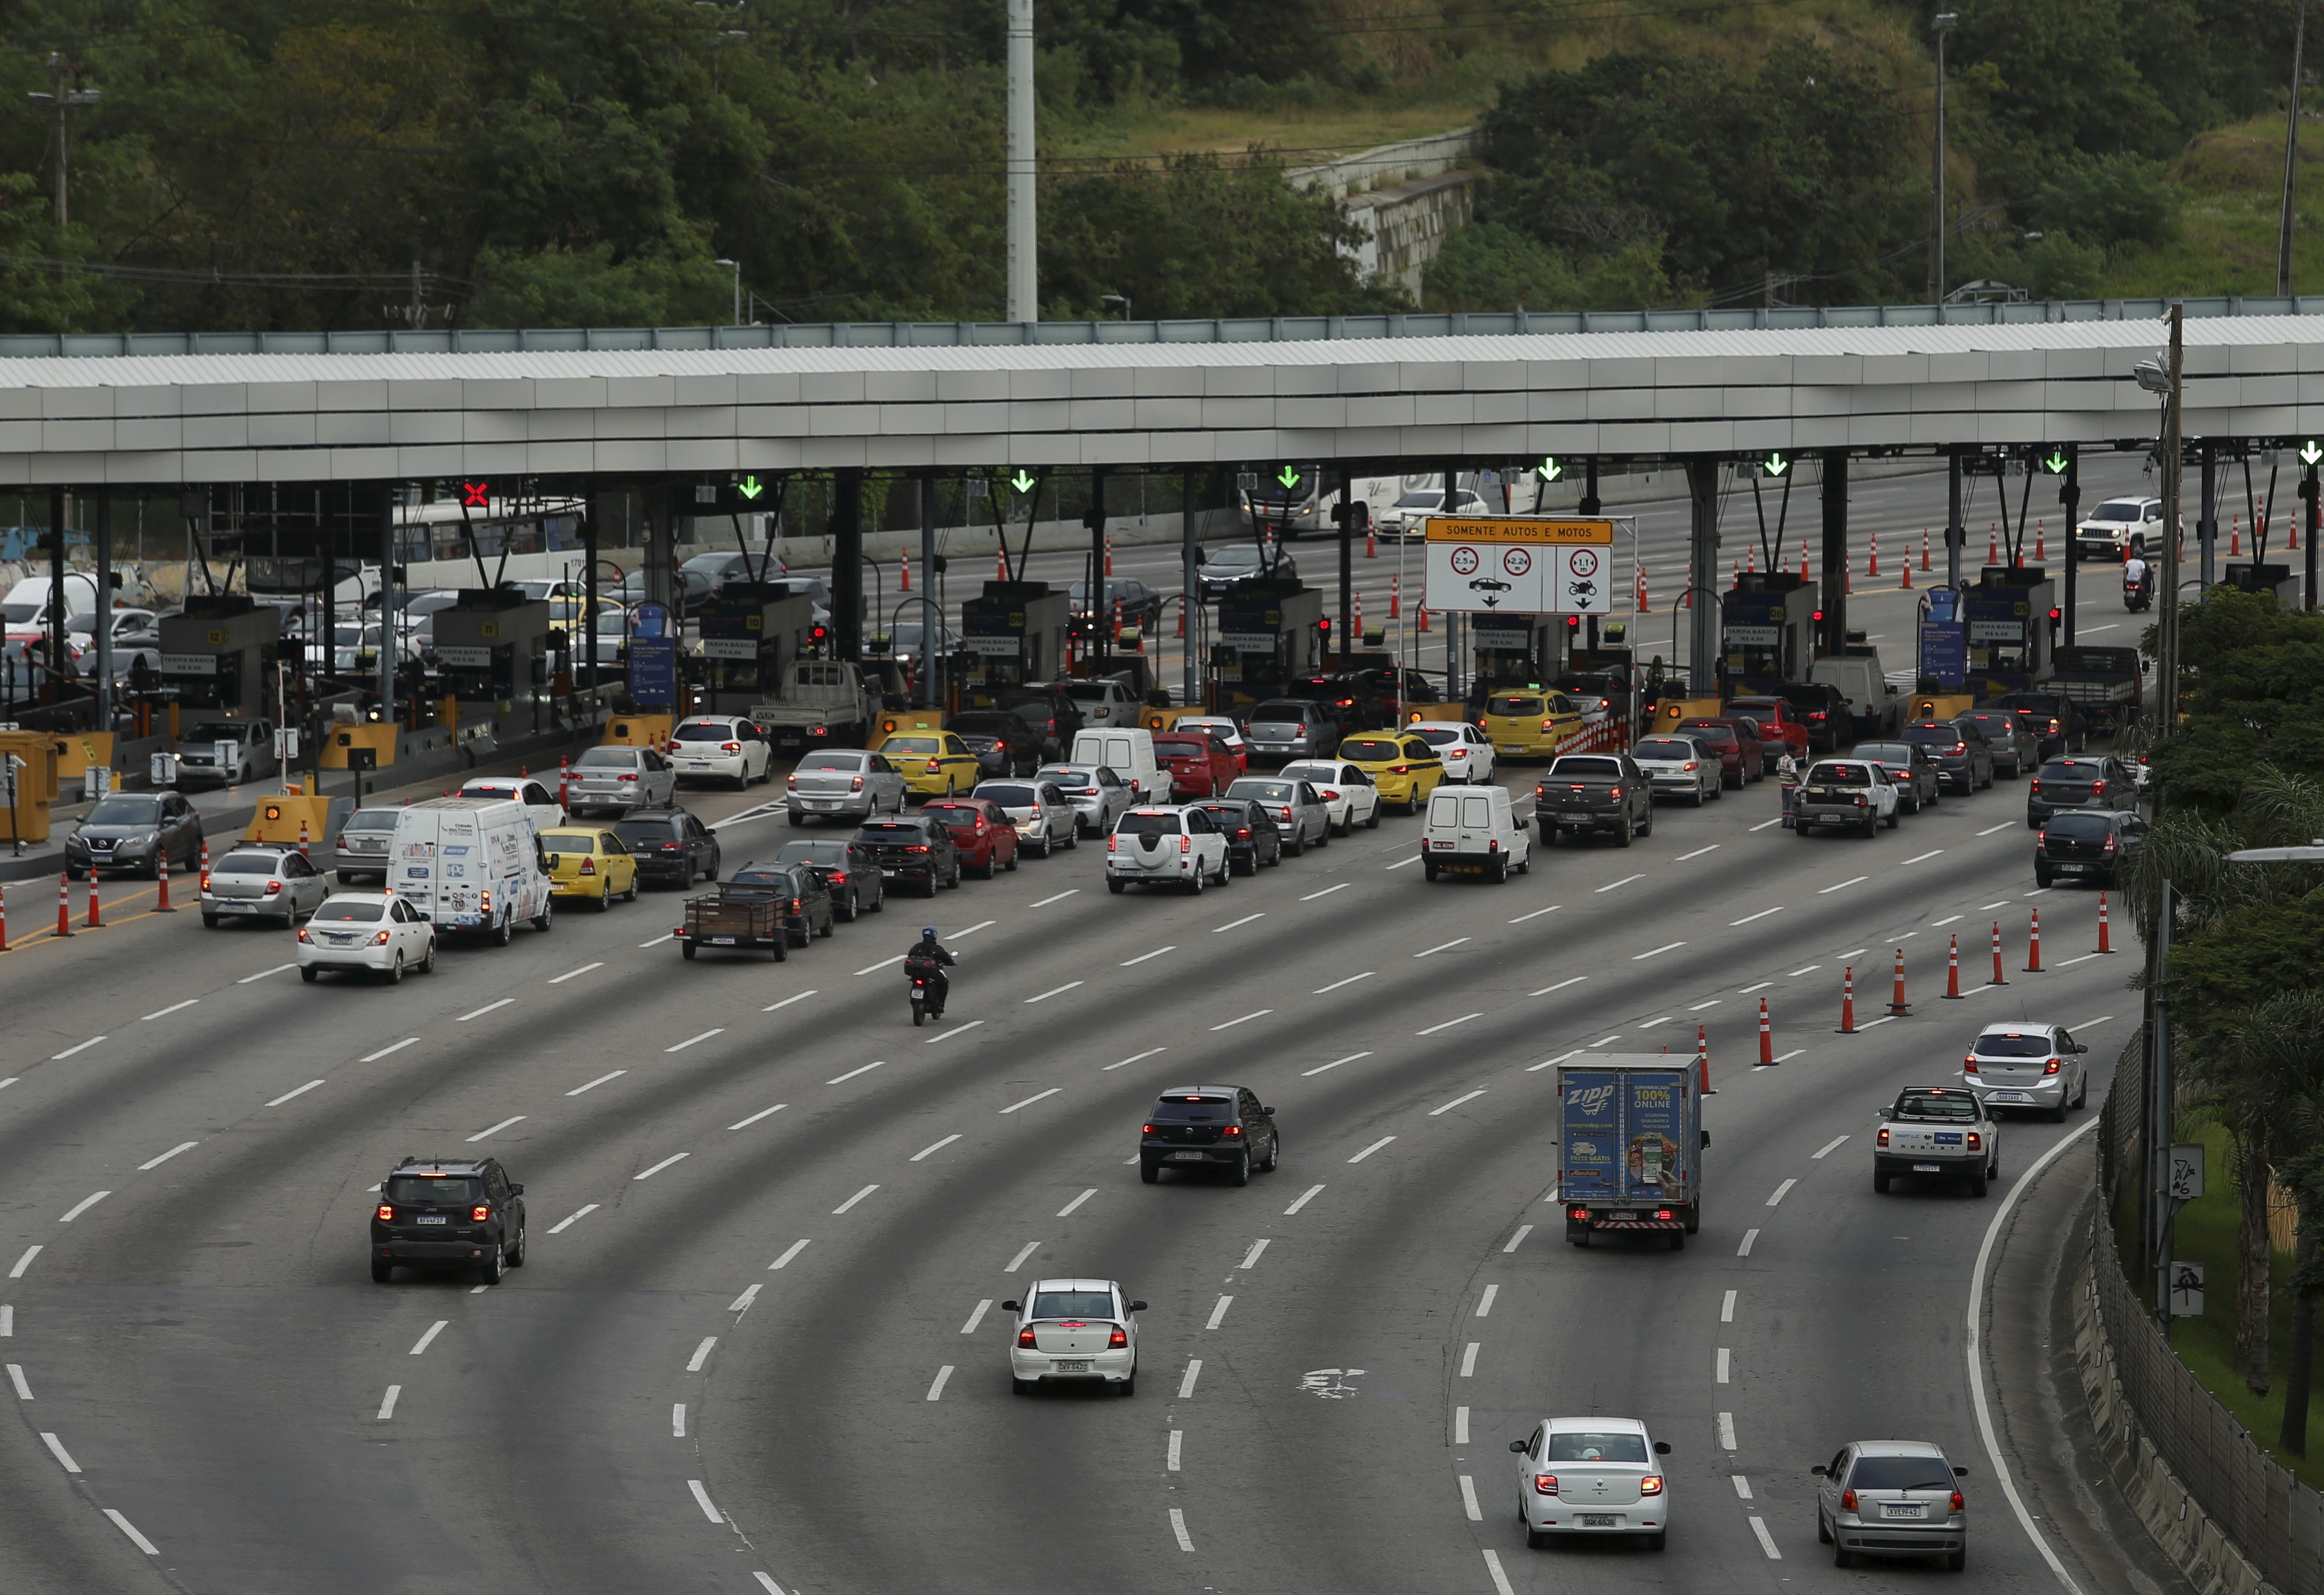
[1210,1009,1272,1031]
[1455,1406,1470,1444]
[1640,1017,1673,1029]
[1767,1179,1796,1206]
[729,1284,763,1313]
[1503,1225,1532,1253]
[751,1576,782,1594]
[1168,1429,1183,1470]
[1004,1241,1040,1273]
[409,1321,448,1356]
[39,1433,78,1472]
[1819,875,1868,894]
[1001,1088,1061,1113]
[567,1071,627,1097]
[0,1079,13,1091]
[666,1029,723,1053]
[237,962,297,983]
[50,1037,105,1060]
[267,1080,325,1107]
[769,1240,811,1269]
[361,1038,420,1062]
[1239,1239,1270,1270]
[1483,1548,1518,1595]
[1903,849,1945,864]
[1677,844,1720,861]
[1459,1474,1483,1521]
[1429,1088,1486,1115]
[1475,1284,1498,1318]
[1414,936,1470,957]
[58,1192,108,1224]
[687,1337,718,1373]
[1719,1412,1738,1449]
[1212,913,1265,932]
[1722,1289,1738,1322]
[688,1479,723,1524]
[548,961,603,984]
[1738,980,1774,992]
[1459,1342,1479,1377]
[1030,889,1078,907]
[1301,1051,1371,1076]
[1313,971,1376,994]
[1977,822,2015,836]
[1301,883,1348,900]
[1205,1295,1233,1330]
[634,1153,690,1181]
[1058,1188,1097,1217]
[140,999,198,1021]
[1025,981,1083,1003]
[1634,942,1685,959]
[1749,817,1785,832]
[1591,1035,1622,1046]
[925,1365,954,1401]
[546,1205,598,1234]
[1738,1229,1759,1256]
[832,1185,879,1214]
[1284,1184,1323,1215]
[1730,906,1785,926]
[1170,1507,1196,1551]
[456,998,514,1021]
[2076,1014,2117,1029]
[1839,945,1868,958]
[926,1021,984,1044]
[5,1363,27,1399]
[1813,1135,1850,1159]
[377,1385,399,1421]
[1732,1473,1752,1498]
[1178,1359,1202,1398]
[1595,873,1643,892]
[1980,900,2010,910]
[1690,999,1723,1010]
[673,1403,687,1437]
[466,1116,524,1143]
[2057,951,2103,966]
[1417,1014,1481,1037]
[960,1300,991,1334]
[1717,1348,1731,1383]
[1749,1517,1783,1559]
[138,1141,198,1171]
[1509,904,1561,923]
[1531,976,1587,996]
[952,920,996,937]
[912,1134,962,1162]
[856,954,906,975]
[1347,1137,1395,1163]
[826,1061,886,1085]
[1120,946,1175,966]
[1769,1048,1807,1064]
[8,1246,41,1278]
[1107,1046,1168,1070]
[762,990,818,1012]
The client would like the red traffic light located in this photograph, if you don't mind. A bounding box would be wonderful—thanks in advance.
[2048,607,2062,621]
[1811,609,1825,622]
[1317,616,1332,634]
[810,624,828,641]
[1565,615,1581,630]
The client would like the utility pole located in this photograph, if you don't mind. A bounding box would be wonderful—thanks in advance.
[716,258,742,327]
[1005,0,1037,323]
[27,53,99,229]
[2160,306,2184,728]
[1929,15,1957,306]
[2282,2,2308,298]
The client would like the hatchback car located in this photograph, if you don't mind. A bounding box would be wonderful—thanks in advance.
[1167,714,1249,772]
[202,845,330,928]
[67,789,204,879]
[1243,699,1339,761]
[1153,730,1242,800]
[538,826,639,909]
[555,749,670,817]
[611,807,721,887]
[331,805,400,885]
[1223,775,1332,853]
[726,860,835,945]
[945,711,1045,779]
[2035,807,2143,888]
[1407,720,1497,784]
[668,716,773,788]
[1627,734,1721,805]
[1034,762,1135,838]
[1512,1417,1673,1550]
[1962,1022,2090,1120]
[1139,1086,1279,1183]
[1723,696,1811,767]
[1334,732,1447,812]
[770,836,886,920]
[1900,719,1993,796]
[2027,755,2135,828]
[872,729,983,798]
[786,748,909,824]
[1672,718,1761,789]
[1850,742,1942,814]
[371,1156,526,1285]
[1186,798,1284,874]
[972,778,1078,857]
[919,797,1021,878]
[1278,758,1383,832]
[1004,1279,1146,1395]
[852,815,963,895]
[1479,689,1585,759]
[1815,1440,1969,1569]
[1956,709,2039,778]
[297,892,438,982]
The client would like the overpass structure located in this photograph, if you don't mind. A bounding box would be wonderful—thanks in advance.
[3,297,2318,706]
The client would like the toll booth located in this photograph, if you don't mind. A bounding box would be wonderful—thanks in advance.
[961,581,1070,694]
[1963,567,2057,693]
[695,587,814,708]
[2222,562,2303,607]
[434,588,553,714]
[1719,574,1818,691]
[158,595,281,712]
[1470,614,1559,698]
[1212,581,1324,707]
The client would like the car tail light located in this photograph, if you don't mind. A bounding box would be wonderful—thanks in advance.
[1534,1474,1560,1496]
[1488,839,1500,853]
[1179,835,1190,853]
[1683,760,1699,770]
[579,857,596,875]
[1951,1491,1965,1512]
[2037,828,2047,846]
[2049,718,2062,733]
[790,898,802,912]
[1109,835,1119,852]
[1108,1326,1128,1348]
[1392,764,1410,774]
[1237,827,1251,838]
[1966,1131,1983,1149]
[1951,742,1967,754]
[664,842,681,851]
[829,871,847,883]
[264,879,283,895]
[200,868,211,890]
[2092,779,2106,795]
[1810,710,1827,719]
[376,1205,394,1222]
[1964,1058,1979,1074]
[2030,777,2042,794]
[2103,832,2118,854]
[1609,786,1624,798]
[722,742,742,753]
[1842,1489,1858,1511]
[1653,1209,1674,1220]
[1142,1124,1155,1134]
[2044,1058,2062,1075]
[1277,806,1293,820]
[620,773,638,781]
[1018,1326,1037,1348]
[906,844,929,854]
[1223,1124,1241,1136]
[1568,1207,1589,1222]
[1640,1475,1665,1496]
[374,929,392,945]
[786,774,797,788]
[471,1205,491,1222]
[1876,1128,1890,1147]
[925,759,943,774]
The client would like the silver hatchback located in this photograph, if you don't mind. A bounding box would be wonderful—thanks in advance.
[973,778,1080,857]
[1034,763,1135,838]
[1815,1440,1969,1569]
[566,745,677,816]
[787,748,908,824]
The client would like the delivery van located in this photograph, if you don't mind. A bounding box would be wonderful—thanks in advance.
[1068,727,1168,803]
[388,796,555,944]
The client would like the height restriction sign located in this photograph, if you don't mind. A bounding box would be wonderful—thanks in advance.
[1420,516,1616,614]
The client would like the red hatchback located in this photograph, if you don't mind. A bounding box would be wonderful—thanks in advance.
[1152,731,1241,800]
[1723,697,1810,769]
[919,798,1020,878]
[1674,717,1766,789]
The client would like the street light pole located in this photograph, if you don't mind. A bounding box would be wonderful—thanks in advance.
[715,258,742,327]
[2282,2,2309,298]
[27,53,100,229]
[1930,14,1958,307]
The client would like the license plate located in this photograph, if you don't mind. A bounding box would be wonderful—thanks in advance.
[880,867,898,876]
[1169,1151,1206,1162]
[1056,1360,1090,1373]
[415,1215,448,1225]
[1990,1091,2034,1103]
[1881,1503,1924,1519]
[1582,1514,1618,1528]
[710,937,736,945]
[1913,1163,1941,1172]
[1606,1211,1633,1220]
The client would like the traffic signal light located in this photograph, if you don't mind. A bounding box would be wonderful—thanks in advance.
[1565,615,1582,632]
[1316,616,1332,638]
[1811,609,1825,623]
[2048,607,2063,621]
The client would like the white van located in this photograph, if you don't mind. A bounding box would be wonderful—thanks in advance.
[1068,727,1169,803]
[388,796,555,944]
[1420,785,1531,882]
[1,572,104,638]
[1809,653,1904,739]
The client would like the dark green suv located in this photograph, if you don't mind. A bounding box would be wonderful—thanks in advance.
[371,1156,527,1284]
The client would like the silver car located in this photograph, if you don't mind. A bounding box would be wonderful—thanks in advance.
[202,845,332,929]
[1242,699,1336,761]
[176,718,279,788]
[787,749,908,825]
[333,806,401,884]
[973,778,1080,857]
[1224,775,1331,855]
[1034,763,1134,838]
[1815,1440,1969,1569]
[1962,1021,2089,1120]
[564,746,677,816]
[1628,734,1722,806]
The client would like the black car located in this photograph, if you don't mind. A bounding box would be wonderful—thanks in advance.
[1955,709,2039,779]
[1850,741,1943,813]
[2027,755,2136,828]
[945,710,1045,778]
[612,806,722,887]
[1989,693,2088,760]
[1187,796,1284,875]
[726,860,836,944]
[1279,673,1378,731]
[772,837,886,921]
[853,815,962,895]
[995,685,1085,760]
[1068,576,1162,634]
[1774,681,1852,751]
[371,1156,526,1284]
[1139,1084,1280,1186]
[1899,719,1993,795]
[67,789,204,879]
[2035,807,2145,888]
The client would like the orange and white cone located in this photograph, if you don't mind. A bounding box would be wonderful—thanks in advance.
[1942,932,1963,998]
[299,818,311,862]
[56,873,73,938]
[1989,524,2000,564]
[1922,527,1931,571]
[1888,946,1910,1016]
[157,853,175,913]
[1868,530,1879,579]
[900,558,910,591]
[1636,565,1650,613]
[2025,907,2044,972]
[2097,892,2114,954]
[1837,966,1857,1033]
[1990,921,2009,985]
[1366,526,1376,559]
[1800,541,1810,579]
[1389,574,1401,619]
[85,871,102,929]
[1758,996,1774,1064]
[1697,1023,1714,1095]
[2034,519,2046,562]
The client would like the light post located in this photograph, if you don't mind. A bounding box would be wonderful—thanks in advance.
[716,258,742,327]
[1100,293,1132,321]
[1930,13,1958,307]
[27,53,98,229]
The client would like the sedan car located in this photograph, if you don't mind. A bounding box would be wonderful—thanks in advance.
[1512,1417,1673,1550]
[1242,699,1340,761]
[1224,775,1331,854]
[725,860,835,945]
[1334,732,1447,813]
[538,826,639,910]
[667,716,773,788]
[1004,1279,1146,1395]
[787,748,909,824]
[553,750,668,818]
[1479,689,1585,759]
[1626,734,1721,806]
[202,845,331,928]
[1724,696,1811,769]
[1815,1440,1969,1570]
[67,789,204,879]
[611,807,721,887]
[297,893,438,982]
[1407,720,1497,784]
[2027,755,2135,828]
[1034,762,1136,838]
[1278,758,1382,832]
[1672,718,1761,789]
[770,836,886,921]
[972,778,1078,858]
[332,804,400,885]
[1186,797,1284,874]
[1851,741,1942,814]
[1153,729,1242,800]
[872,729,984,799]
[1898,719,1993,796]
[1068,576,1161,635]
[919,796,1021,878]
[1956,709,2040,778]
[1167,714,1248,772]
[2035,807,2144,888]
[945,711,1045,779]
[1962,1022,2090,1120]
[1376,485,1486,539]
[1139,1084,1279,1183]
[1197,542,1294,598]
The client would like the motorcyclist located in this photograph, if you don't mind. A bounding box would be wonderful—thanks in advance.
[2122,552,2151,596]
[905,926,955,1017]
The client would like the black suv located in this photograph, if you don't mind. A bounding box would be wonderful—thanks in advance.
[853,815,962,895]
[1186,797,1283,875]
[613,806,722,887]
[2035,807,2145,888]
[2027,755,2136,828]
[1139,1086,1280,1186]
[371,1156,527,1284]
[772,837,886,921]
[945,710,1045,778]
[996,685,1084,760]
[727,860,836,944]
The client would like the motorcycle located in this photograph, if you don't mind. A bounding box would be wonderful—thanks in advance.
[2123,570,2154,612]
[906,956,945,1026]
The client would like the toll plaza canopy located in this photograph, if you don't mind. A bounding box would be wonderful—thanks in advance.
[0,297,2320,484]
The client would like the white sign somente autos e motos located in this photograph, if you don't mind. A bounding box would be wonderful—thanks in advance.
[1421,516,1615,615]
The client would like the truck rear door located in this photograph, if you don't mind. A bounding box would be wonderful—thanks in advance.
[1621,1073,1691,1203]
[1559,1069,1622,1203]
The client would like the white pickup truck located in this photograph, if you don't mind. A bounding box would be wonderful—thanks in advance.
[1873,1087,2000,1197]
[751,661,883,751]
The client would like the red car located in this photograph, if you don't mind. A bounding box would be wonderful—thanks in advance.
[1673,717,1766,789]
[919,798,1020,878]
[1724,696,1811,770]
[1153,731,1241,800]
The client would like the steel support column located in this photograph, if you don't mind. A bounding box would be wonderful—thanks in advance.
[1946,452,1963,593]
[1579,460,1601,656]
[1089,466,1108,676]
[920,471,938,707]
[1687,459,1721,694]
[93,492,112,728]
[1181,471,1199,705]
[1820,452,1848,656]
[2059,447,2080,649]
[47,485,67,702]
[2198,446,2217,591]
[1337,471,1353,666]
[643,482,675,613]
[581,509,600,697]
[830,470,864,662]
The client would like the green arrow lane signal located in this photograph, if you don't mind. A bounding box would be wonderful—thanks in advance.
[1764,452,1789,477]
[1010,470,1037,493]
[1276,465,1302,488]
[2042,450,2067,475]
[737,475,765,500]
[1536,456,1563,482]
[2304,440,2322,468]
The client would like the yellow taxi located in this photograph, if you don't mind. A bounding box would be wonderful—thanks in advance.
[1480,688,1585,759]
[1335,731,1448,813]
[873,730,984,798]
[539,827,638,910]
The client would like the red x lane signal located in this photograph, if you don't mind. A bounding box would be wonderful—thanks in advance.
[461,481,490,507]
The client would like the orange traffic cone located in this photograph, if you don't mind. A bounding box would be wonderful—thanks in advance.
[1922,528,1932,571]
[2097,893,2114,954]
[2232,516,2242,556]
[1942,932,1963,998]
[900,559,910,591]
[2025,907,2044,972]
[56,873,72,938]
[1758,996,1774,1065]
[1352,592,1363,636]
[1868,531,1879,578]
[1901,555,1911,590]
[84,871,102,929]
[157,853,175,913]
[2034,519,2046,562]
[1989,921,2009,986]
[1837,965,1857,1033]
[995,545,1008,581]
[1636,565,1650,613]
[1419,606,1431,633]
[559,755,570,811]
[1745,542,1757,573]
[1388,574,1401,619]
[1989,523,1999,564]
[1366,526,1376,559]
[1697,1023,1714,1095]
[1888,946,1910,1016]
[1105,534,1114,576]
[1799,541,1810,579]
[299,818,310,862]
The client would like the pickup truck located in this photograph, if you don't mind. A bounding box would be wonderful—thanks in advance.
[1555,1055,1706,1249]
[1873,1086,1999,1196]
[1794,758,1900,837]
[2047,646,2145,735]
[675,887,792,961]
[751,661,885,751]
[1535,753,1654,846]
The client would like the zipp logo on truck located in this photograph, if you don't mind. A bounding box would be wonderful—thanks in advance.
[1568,1083,1617,1116]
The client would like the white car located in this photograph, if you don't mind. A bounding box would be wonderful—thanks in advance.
[1512,1416,1672,1550]
[973,778,1080,857]
[297,892,438,983]
[458,774,569,829]
[1004,1278,1145,1395]
[668,716,773,788]
[1279,759,1382,833]
[1377,485,1487,540]
[2074,495,2162,562]
[1106,806,1231,894]
[1962,1022,2090,1120]
[1170,715,1249,771]
[1407,720,1497,784]
[1062,677,1140,728]
[1628,732,1722,805]
[553,749,674,818]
